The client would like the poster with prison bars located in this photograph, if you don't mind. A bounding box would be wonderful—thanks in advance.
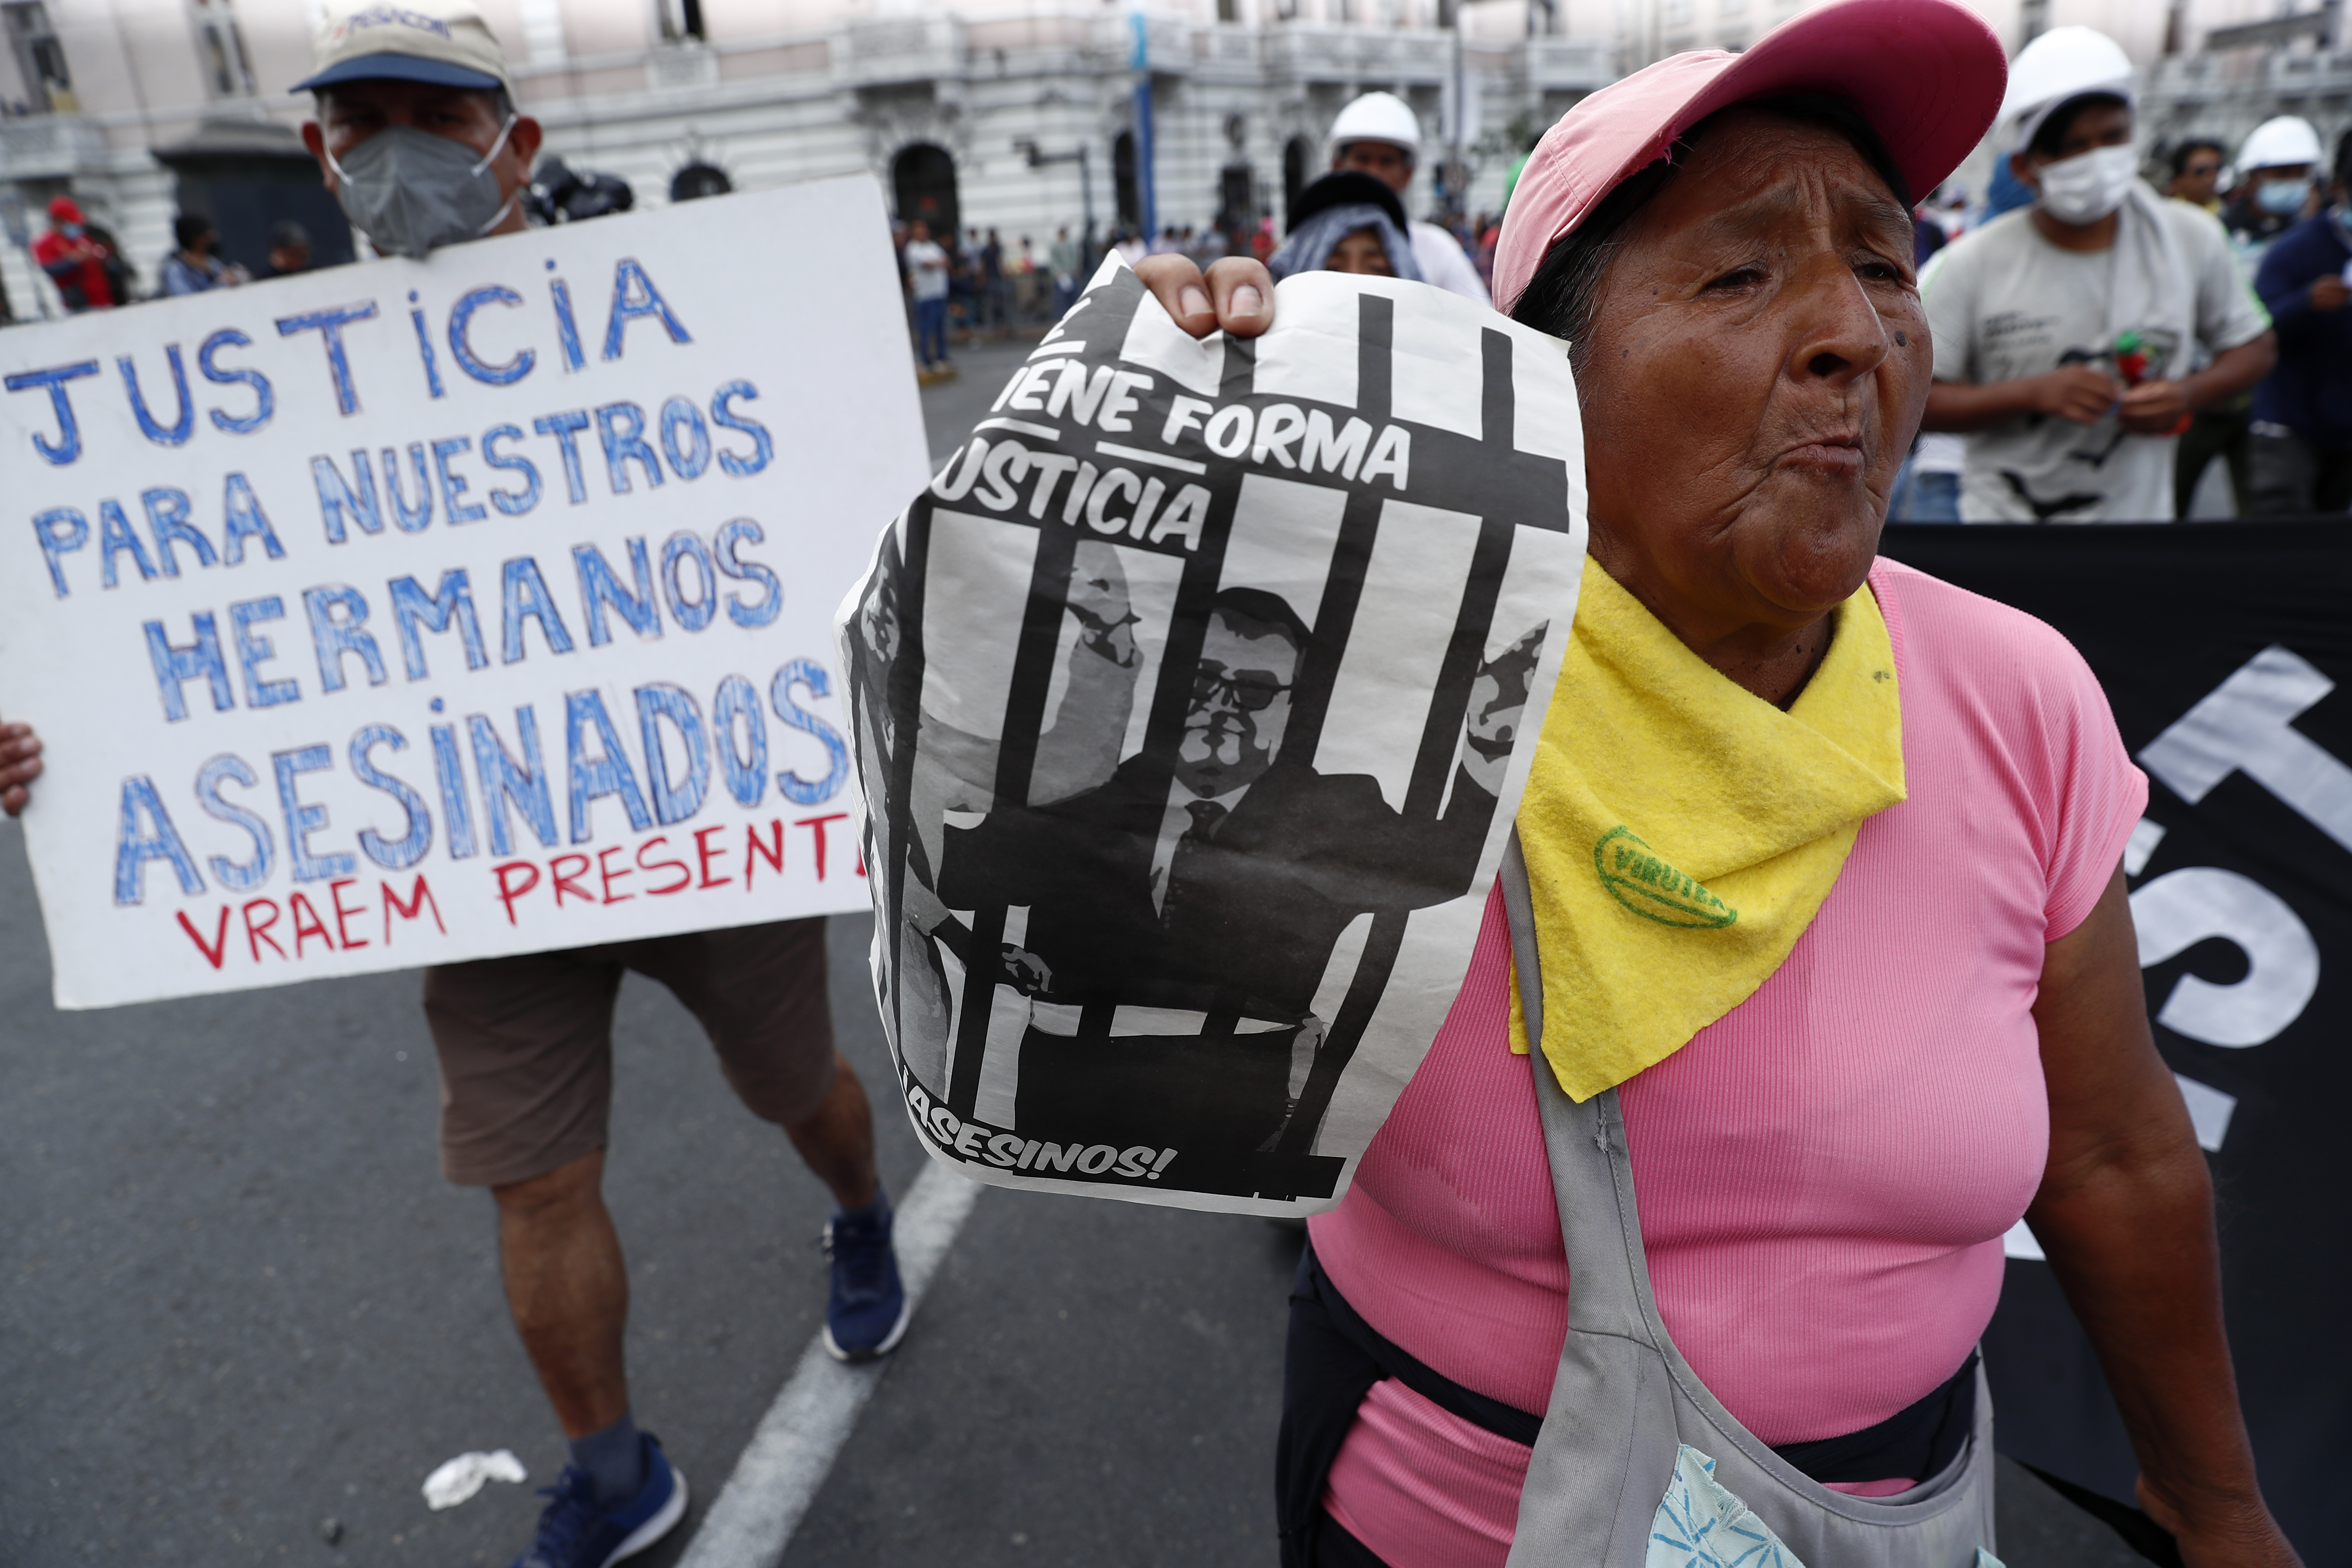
[837,260,1589,1216]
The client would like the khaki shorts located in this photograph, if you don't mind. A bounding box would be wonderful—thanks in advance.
[423,918,836,1187]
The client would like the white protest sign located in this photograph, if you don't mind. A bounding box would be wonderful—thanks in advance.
[0,174,928,1009]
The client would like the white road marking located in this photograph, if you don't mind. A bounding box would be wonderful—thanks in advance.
[676,1160,981,1568]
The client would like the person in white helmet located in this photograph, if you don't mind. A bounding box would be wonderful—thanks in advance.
[1326,91,1493,304]
[1920,26,2275,521]
[2224,116,2324,272]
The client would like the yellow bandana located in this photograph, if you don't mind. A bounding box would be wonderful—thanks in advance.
[1509,566,1906,1100]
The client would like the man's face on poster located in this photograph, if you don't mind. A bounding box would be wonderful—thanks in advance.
[1178,612,1298,796]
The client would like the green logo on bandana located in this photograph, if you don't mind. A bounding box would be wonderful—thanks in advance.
[1594,827,1739,929]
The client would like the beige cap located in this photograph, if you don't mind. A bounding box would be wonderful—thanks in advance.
[292,0,514,100]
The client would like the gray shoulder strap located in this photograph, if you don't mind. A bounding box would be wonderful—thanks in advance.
[1499,833,1659,1338]
[1495,831,1998,1567]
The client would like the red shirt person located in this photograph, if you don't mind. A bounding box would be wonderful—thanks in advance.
[31,196,116,312]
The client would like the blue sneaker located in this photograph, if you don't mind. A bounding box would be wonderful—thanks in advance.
[508,1434,687,1568]
[822,1194,910,1362]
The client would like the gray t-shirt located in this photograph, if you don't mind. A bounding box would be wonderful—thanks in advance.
[1924,199,2268,522]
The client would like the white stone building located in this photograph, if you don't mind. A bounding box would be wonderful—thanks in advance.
[0,0,1617,315]
[0,0,2343,318]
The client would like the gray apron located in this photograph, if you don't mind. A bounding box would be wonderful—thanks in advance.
[1497,835,2000,1568]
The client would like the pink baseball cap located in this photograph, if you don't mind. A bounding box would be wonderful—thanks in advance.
[1492,0,2006,312]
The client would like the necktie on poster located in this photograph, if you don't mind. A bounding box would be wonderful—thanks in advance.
[835,259,1589,1216]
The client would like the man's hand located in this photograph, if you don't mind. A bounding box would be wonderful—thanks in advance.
[999,944,1054,997]
[2033,364,2124,425]
[1133,254,1276,341]
[1066,540,1141,668]
[2309,274,2349,312]
[0,722,42,817]
[2120,378,2194,435]
[1461,624,1547,796]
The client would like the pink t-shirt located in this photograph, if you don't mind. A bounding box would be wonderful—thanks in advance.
[1308,561,2147,1566]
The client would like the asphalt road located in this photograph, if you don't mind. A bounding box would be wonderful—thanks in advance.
[0,337,2141,1568]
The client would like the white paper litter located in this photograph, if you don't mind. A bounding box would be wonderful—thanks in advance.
[422,1449,529,1510]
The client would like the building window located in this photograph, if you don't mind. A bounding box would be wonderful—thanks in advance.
[1113,130,1138,228]
[658,0,705,43]
[2018,0,2047,47]
[5,1,73,112]
[188,0,255,98]
[1217,0,1239,20]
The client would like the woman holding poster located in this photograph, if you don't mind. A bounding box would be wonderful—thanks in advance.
[1134,0,2303,1565]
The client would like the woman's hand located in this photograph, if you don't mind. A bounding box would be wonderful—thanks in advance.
[2145,1482,2302,1567]
[1132,254,1276,341]
[0,721,41,816]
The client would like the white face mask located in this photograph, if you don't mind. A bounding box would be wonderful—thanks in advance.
[2035,144,2138,226]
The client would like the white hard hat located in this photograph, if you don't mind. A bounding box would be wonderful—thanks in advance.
[1329,92,1422,159]
[2239,115,2323,172]
[2000,26,2134,153]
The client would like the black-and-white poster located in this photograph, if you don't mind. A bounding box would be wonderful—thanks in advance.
[837,260,1588,1215]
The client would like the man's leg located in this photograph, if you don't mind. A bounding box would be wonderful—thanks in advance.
[781,1051,879,1210]
[2247,429,2317,516]
[630,919,909,1361]
[493,1148,630,1439]
[424,953,688,1563]
[2174,409,2226,518]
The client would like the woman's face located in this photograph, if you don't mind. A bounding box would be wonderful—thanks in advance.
[1575,109,1928,642]
[1325,226,1394,276]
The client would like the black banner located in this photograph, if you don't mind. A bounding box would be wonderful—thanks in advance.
[1880,522,2352,1562]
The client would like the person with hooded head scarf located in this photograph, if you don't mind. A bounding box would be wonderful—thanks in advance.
[1129,1,2300,1564]
[1268,171,1426,284]
[1917,26,2275,524]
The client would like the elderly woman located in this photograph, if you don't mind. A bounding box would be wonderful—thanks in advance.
[1130,1,2302,1565]
[1268,171,1425,282]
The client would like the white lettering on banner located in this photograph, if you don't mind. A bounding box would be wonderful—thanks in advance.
[2130,867,2320,1048]
[2139,645,2352,851]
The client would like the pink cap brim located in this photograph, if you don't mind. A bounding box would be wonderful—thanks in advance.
[1493,0,2006,312]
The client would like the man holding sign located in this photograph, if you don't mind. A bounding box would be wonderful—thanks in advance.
[3,6,914,1567]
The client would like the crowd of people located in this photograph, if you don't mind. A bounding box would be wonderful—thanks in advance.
[24,196,315,313]
[894,43,2352,530]
[1890,25,2352,521]
[890,89,1499,379]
